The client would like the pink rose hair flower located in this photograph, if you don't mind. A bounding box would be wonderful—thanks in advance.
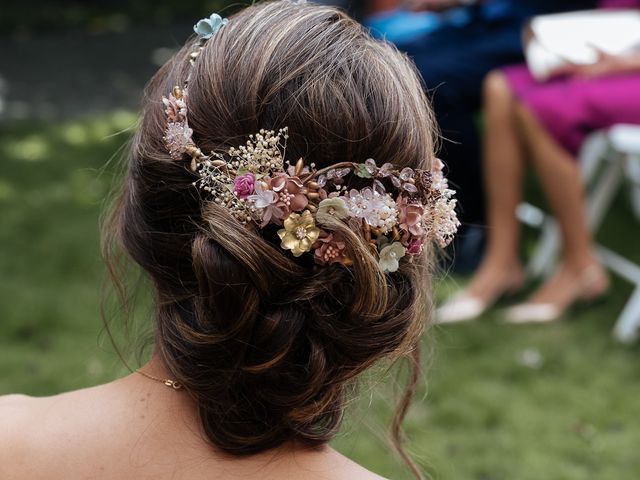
[233,172,256,199]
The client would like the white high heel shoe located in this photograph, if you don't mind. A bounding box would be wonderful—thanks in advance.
[503,303,561,324]
[504,265,609,324]
[436,294,489,324]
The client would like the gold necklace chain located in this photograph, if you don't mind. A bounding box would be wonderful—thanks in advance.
[136,369,183,390]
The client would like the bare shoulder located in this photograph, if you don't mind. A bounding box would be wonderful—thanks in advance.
[322,447,390,480]
[0,394,41,478]
[0,393,37,437]
[0,388,109,479]
[0,384,114,442]
[0,393,30,408]
[339,463,389,480]
[0,391,75,435]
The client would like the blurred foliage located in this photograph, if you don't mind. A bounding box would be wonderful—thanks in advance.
[0,0,242,36]
[1,113,640,479]
[0,112,143,393]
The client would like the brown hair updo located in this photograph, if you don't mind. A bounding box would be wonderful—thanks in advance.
[106,0,436,471]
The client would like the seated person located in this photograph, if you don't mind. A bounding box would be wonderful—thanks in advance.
[398,0,597,270]
[438,0,640,323]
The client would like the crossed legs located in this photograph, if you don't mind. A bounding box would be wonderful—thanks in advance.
[444,71,607,321]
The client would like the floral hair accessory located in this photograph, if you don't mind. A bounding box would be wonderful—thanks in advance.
[160,13,460,273]
[278,210,321,257]
[194,13,228,39]
[378,242,407,274]
[162,13,227,162]
[181,127,459,273]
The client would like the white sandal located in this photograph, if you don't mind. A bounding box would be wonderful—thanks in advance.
[436,294,489,324]
[504,303,561,324]
[504,265,609,324]
[436,274,524,324]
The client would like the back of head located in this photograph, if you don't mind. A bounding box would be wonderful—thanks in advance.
[108,0,442,461]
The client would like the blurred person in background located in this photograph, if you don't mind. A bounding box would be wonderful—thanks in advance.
[390,0,597,271]
[438,0,640,323]
[363,0,477,45]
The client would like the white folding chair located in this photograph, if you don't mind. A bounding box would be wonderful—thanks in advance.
[517,124,640,343]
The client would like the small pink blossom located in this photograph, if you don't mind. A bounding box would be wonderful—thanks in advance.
[406,237,424,256]
[271,174,308,216]
[162,92,187,123]
[397,195,425,237]
[313,232,349,266]
[233,172,256,199]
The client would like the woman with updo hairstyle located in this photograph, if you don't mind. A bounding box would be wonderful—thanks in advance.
[0,2,458,479]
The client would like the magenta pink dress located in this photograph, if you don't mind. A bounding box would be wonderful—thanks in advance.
[503,0,640,155]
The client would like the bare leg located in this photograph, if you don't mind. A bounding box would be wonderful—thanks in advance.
[465,71,525,301]
[515,103,607,307]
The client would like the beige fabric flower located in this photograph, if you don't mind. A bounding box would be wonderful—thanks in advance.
[316,198,349,225]
[277,210,321,257]
[378,241,406,273]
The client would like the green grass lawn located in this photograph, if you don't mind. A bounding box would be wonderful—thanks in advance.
[1,113,639,480]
